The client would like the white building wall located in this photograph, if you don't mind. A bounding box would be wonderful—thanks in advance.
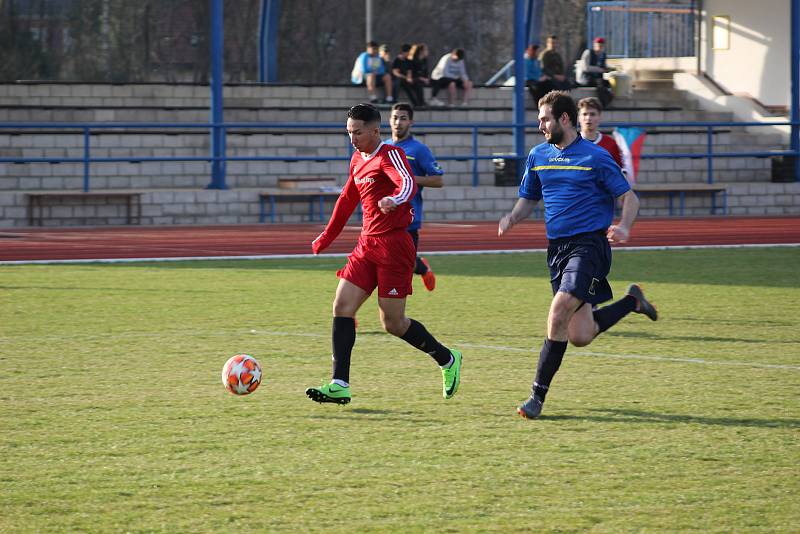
[701,0,791,107]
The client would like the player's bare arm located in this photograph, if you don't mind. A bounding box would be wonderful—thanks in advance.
[499,197,538,236]
[607,189,640,244]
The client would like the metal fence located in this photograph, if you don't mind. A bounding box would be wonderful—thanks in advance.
[0,120,797,190]
[586,2,695,58]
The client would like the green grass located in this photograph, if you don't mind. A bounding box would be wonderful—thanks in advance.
[1,248,799,532]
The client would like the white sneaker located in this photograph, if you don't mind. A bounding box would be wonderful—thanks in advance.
[429,97,445,107]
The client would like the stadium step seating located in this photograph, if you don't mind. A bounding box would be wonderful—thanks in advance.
[0,82,794,226]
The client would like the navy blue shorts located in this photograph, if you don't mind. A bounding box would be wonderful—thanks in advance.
[547,230,613,305]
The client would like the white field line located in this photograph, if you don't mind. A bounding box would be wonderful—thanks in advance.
[5,328,797,371]
[1,242,798,265]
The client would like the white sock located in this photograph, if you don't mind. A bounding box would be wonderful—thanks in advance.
[332,379,349,388]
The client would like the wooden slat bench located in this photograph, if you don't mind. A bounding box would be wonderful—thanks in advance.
[632,183,727,215]
[259,177,341,223]
[26,190,143,226]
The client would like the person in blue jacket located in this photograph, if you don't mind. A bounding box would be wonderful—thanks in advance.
[388,102,443,291]
[351,41,394,104]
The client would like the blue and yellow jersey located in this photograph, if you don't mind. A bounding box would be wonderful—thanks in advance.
[519,135,631,240]
[386,135,444,231]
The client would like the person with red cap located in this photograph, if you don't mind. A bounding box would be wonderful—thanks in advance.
[576,37,614,107]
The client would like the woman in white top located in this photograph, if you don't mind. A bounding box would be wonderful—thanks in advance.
[430,48,473,106]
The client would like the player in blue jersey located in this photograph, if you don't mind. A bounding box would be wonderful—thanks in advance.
[498,90,658,419]
[389,103,443,291]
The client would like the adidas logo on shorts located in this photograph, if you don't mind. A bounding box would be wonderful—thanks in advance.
[388,288,398,296]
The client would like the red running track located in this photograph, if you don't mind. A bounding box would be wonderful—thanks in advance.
[1,216,799,262]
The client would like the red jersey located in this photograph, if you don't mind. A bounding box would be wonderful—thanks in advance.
[590,132,624,169]
[317,142,417,246]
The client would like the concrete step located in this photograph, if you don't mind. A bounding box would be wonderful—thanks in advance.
[2,181,798,227]
[0,105,741,126]
[0,82,700,110]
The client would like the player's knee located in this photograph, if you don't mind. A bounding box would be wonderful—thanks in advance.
[549,307,572,331]
[332,301,354,317]
[569,333,594,347]
[381,317,406,336]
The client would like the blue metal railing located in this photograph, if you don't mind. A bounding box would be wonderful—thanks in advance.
[486,2,694,84]
[587,2,695,58]
[0,120,797,190]
[485,60,516,86]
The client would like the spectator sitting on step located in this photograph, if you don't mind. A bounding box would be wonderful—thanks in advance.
[538,35,571,91]
[351,41,394,103]
[392,43,425,107]
[379,44,400,102]
[409,43,431,92]
[575,37,614,107]
[430,48,473,107]
[524,44,548,106]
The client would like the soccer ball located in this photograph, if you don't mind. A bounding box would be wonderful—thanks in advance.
[221,354,262,395]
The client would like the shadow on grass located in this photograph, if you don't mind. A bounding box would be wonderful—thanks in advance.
[607,330,798,345]
[658,316,796,327]
[544,408,800,429]
[303,408,433,421]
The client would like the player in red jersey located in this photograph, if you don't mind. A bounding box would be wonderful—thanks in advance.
[578,97,627,179]
[305,103,462,405]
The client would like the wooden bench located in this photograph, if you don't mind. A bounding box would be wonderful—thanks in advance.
[632,183,727,215]
[259,177,341,223]
[26,190,143,226]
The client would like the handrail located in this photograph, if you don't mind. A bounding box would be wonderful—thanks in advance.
[0,120,797,190]
[485,60,515,86]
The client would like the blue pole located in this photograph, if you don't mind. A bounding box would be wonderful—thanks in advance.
[513,0,526,177]
[207,0,227,189]
[258,0,281,83]
[83,127,90,192]
[624,2,630,58]
[525,0,534,46]
[258,0,267,82]
[471,127,478,187]
[707,125,714,184]
[792,0,800,181]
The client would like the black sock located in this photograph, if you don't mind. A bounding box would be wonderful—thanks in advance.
[332,317,356,383]
[400,318,452,366]
[414,256,428,275]
[532,338,568,401]
[593,295,636,334]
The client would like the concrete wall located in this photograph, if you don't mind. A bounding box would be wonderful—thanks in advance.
[700,0,791,107]
[2,182,799,228]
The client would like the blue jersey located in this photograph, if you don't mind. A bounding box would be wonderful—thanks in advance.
[519,135,631,240]
[386,135,444,231]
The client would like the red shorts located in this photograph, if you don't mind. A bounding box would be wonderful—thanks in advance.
[337,230,416,298]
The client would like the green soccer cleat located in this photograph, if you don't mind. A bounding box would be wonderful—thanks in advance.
[305,382,351,405]
[441,349,463,399]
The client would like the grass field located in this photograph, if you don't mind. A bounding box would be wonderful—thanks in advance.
[1,248,799,532]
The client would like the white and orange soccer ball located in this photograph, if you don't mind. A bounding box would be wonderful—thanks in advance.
[221,354,262,395]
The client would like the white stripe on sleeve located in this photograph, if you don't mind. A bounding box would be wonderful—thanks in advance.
[387,149,414,204]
